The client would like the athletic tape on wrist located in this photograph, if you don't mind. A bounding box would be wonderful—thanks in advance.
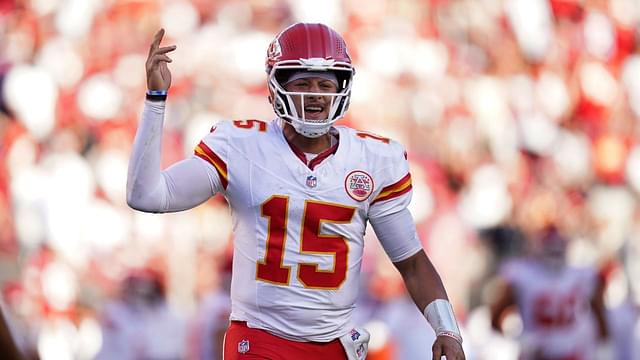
[424,299,462,344]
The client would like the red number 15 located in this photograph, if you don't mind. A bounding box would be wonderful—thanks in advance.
[256,196,356,290]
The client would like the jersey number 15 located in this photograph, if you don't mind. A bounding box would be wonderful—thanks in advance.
[256,196,356,290]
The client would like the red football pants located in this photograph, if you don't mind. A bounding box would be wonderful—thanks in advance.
[223,321,347,360]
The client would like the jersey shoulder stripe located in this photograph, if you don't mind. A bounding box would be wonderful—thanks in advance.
[195,141,228,189]
[371,173,412,204]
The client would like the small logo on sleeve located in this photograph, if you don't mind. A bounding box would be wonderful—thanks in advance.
[238,339,250,354]
[345,170,374,201]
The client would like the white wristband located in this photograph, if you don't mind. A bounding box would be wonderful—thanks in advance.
[424,299,462,344]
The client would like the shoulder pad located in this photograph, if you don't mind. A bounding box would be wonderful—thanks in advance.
[347,128,405,158]
[211,119,270,139]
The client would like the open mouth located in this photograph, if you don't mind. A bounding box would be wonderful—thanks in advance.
[304,105,325,119]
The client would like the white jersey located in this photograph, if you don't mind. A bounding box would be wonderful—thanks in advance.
[193,119,419,342]
[95,300,186,360]
[500,258,600,359]
[188,290,231,360]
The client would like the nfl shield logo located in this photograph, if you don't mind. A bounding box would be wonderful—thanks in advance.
[306,175,317,188]
[238,339,250,354]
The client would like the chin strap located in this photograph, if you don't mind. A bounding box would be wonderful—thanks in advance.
[424,299,463,344]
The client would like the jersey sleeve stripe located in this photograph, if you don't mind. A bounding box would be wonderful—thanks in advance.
[376,173,411,198]
[194,142,228,189]
[371,173,412,204]
[371,183,412,204]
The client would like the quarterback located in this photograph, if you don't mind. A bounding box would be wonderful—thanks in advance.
[127,23,465,360]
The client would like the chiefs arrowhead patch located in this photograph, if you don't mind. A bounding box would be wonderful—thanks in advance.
[345,170,374,202]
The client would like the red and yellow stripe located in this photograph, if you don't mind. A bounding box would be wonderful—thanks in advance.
[371,173,412,204]
[194,141,228,189]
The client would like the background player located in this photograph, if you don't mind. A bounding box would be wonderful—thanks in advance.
[0,303,25,360]
[490,225,610,360]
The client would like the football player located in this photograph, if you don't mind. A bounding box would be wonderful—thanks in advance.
[490,225,610,360]
[95,269,186,360]
[0,299,25,360]
[127,23,465,360]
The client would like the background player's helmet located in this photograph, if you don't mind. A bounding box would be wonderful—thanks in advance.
[536,225,568,270]
[121,268,166,306]
[266,23,355,138]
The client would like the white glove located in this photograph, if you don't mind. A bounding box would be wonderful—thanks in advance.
[339,327,370,360]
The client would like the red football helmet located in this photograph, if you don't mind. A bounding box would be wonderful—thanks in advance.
[265,23,355,138]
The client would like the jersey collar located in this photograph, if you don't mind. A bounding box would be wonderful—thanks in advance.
[280,122,340,170]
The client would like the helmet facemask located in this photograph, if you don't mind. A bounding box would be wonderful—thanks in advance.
[268,58,353,138]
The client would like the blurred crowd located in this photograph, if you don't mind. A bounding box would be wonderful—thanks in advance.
[1,0,639,359]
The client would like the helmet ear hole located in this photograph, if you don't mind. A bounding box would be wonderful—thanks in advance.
[274,97,285,112]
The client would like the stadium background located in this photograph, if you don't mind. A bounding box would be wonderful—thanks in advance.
[0,0,639,359]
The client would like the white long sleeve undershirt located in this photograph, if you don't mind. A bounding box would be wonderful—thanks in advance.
[370,208,423,263]
[126,100,220,213]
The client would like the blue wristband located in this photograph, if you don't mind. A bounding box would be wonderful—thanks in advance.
[146,89,168,102]
[147,89,168,96]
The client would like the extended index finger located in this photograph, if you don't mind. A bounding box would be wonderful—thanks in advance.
[148,28,165,56]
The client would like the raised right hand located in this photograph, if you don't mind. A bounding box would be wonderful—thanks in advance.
[146,29,176,91]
